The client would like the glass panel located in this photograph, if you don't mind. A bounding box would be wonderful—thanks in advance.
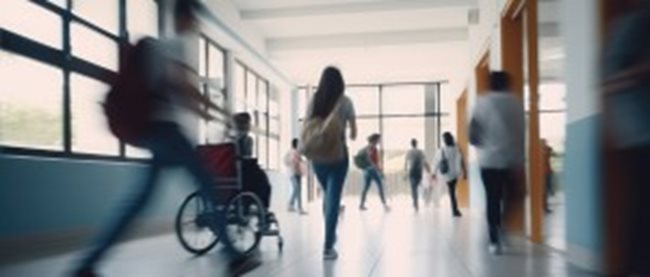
[270,117,280,135]
[234,63,246,112]
[71,23,119,71]
[382,85,425,115]
[0,51,63,150]
[246,72,257,112]
[540,82,567,111]
[346,86,379,115]
[540,112,566,153]
[0,1,62,49]
[258,133,267,169]
[269,138,279,170]
[208,44,225,80]
[382,117,425,174]
[198,38,207,77]
[297,88,308,119]
[439,84,453,113]
[126,145,152,158]
[206,121,226,144]
[70,73,119,155]
[258,79,268,113]
[71,0,119,35]
[127,0,158,43]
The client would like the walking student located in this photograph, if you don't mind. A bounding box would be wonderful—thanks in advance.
[404,138,431,211]
[73,1,227,275]
[358,134,391,212]
[301,66,357,260]
[285,138,307,214]
[432,132,466,217]
[469,71,525,255]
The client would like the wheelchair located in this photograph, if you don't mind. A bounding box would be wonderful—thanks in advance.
[174,143,283,256]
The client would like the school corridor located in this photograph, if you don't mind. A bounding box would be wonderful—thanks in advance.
[2,0,648,276]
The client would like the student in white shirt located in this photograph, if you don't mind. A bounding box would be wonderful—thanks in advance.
[432,132,466,217]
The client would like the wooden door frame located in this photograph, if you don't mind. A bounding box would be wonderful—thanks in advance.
[456,89,469,208]
[501,0,544,243]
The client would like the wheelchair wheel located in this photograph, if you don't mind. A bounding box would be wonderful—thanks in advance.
[175,192,220,255]
[221,192,264,256]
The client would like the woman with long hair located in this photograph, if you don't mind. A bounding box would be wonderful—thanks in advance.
[305,66,357,260]
[432,132,466,217]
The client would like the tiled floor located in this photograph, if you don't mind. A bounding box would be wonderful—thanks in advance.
[0,196,596,277]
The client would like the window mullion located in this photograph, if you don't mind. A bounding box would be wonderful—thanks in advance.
[63,0,72,153]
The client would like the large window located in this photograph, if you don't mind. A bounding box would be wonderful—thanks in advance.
[300,82,447,196]
[70,73,118,155]
[197,36,227,145]
[233,61,279,169]
[0,51,63,150]
[1,0,159,160]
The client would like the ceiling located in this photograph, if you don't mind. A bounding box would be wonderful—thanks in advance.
[223,0,563,86]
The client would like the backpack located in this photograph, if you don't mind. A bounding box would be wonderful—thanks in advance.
[103,38,157,146]
[439,148,450,175]
[299,99,344,163]
[354,147,371,169]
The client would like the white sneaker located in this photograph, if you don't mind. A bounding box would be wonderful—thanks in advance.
[323,249,339,260]
[488,244,503,255]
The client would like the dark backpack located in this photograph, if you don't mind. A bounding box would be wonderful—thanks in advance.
[103,38,157,146]
[353,147,371,169]
[439,148,450,174]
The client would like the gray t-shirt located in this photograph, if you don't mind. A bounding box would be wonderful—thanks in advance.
[470,92,525,169]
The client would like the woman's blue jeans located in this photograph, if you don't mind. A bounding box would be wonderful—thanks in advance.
[312,157,349,250]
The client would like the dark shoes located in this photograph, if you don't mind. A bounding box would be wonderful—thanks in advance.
[453,211,463,217]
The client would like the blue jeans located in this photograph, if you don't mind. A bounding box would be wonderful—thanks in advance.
[409,174,422,209]
[288,174,303,210]
[360,167,387,207]
[77,122,218,270]
[312,157,349,250]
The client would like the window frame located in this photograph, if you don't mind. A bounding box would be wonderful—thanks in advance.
[0,0,160,162]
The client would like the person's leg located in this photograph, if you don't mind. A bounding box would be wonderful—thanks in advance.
[323,158,349,251]
[76,158,161,272]
[289,175,299,210]
[312,164,331,216]
[409,176,420,210]
[481,169,503,245]
[370,169,388,206]
[627,146,650,274]
[544,174,552,212]
[447,179,461,216]
[359,169,372,209]
[295,175,305,212]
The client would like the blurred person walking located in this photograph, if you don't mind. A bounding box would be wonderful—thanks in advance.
[432,132,466,217]
[541,139,554,214]
[404,138,431,212]
[469,71,525,255]
[357,134,391,212]
[301,66,357,260]
[603,4,650,274]
[284,138,307,214]
[73,1,226,276]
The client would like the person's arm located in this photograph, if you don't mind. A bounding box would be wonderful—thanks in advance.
[349,118,358,141]
[423,154,432,175]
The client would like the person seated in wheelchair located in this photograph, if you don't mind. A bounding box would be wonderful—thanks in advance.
[232,113,274,221]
